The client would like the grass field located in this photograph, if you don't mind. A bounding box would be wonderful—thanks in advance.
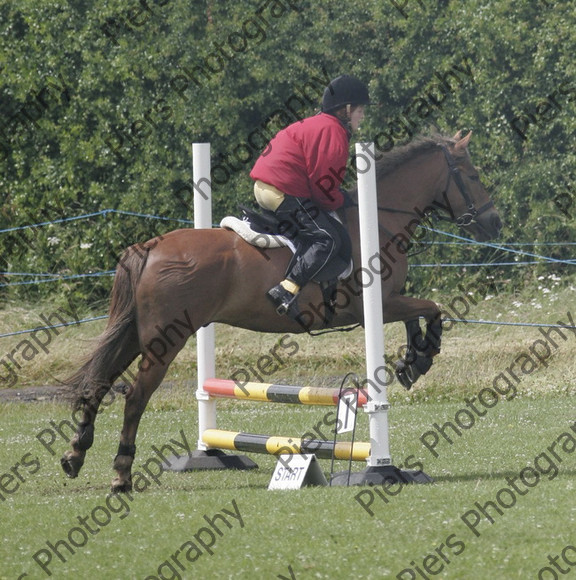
[1,277,576,579]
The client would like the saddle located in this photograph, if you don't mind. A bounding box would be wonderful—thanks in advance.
[220,206,353,281]
[220,206,354,327]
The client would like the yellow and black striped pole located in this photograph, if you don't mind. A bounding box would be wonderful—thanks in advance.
[202,429,370,461]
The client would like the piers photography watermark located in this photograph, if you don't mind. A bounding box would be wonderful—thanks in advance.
[103,0,303,162]
[0,74,72,158]
[21,430,192,577]
[143,500,244,580]
[394,422,576,579]
[355,310,576,518]
[419,311,576,460]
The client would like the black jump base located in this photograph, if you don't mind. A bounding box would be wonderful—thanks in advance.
[330,465,433,486]
[162,449,258,472]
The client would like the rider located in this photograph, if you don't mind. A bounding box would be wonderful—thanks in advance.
[250,74,372,317]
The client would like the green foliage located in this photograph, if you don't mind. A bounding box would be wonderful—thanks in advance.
[0,0,574,301]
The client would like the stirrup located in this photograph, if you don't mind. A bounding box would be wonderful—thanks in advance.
[267,285,300,318]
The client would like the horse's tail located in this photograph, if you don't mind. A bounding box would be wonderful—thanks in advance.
[67,245,149,412]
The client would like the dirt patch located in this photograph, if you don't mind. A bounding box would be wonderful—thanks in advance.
[0,385,66,403]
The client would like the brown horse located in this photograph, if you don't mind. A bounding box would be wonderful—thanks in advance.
[61,131,502,491]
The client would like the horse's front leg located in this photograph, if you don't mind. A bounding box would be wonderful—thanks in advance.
[395,314,443,389]
[381,294,443,390]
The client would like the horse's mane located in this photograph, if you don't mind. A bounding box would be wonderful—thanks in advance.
[373,133,456,181]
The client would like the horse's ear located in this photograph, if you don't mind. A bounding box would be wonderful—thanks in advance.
[455,131,472,151]
[452,130,463,141]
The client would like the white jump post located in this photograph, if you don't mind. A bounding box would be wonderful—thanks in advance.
[331,143,432,485]
[192,143,216,451]
[163,143,257,471]
[356,142,391,468]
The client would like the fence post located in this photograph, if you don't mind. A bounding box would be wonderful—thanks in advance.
[193,143,217,451]
[162,142,257,472]
[331,143,433,486]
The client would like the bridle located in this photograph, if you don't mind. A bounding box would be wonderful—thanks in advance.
[375,143,495,228]
[436,143,494,227]
[322,142,496,334]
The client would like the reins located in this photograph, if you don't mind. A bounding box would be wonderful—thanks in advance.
[316,141,493,335]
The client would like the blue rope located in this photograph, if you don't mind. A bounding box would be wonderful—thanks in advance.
[1,212,573,290]
[0,209,193,235]
[0,271,115,288]
[0,315,109,339]
[443,318,576,329]
[0,272,59,277]
[411,261,576,268]
[0,211,573,339]
[106,209,193,225]
[420,240,576,246]
[0,211,110,234]
[0,313,573,341]
[423,226,576,266]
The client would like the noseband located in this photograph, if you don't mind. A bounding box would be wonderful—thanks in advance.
[437,144,494,227]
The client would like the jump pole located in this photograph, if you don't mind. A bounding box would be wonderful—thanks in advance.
[163,142,256,472]
[330,143,432,485]
[193,142,216,447]
[203,378,369,406]
[201,429,371,461]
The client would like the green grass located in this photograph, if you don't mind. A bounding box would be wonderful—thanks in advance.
[1,398,575,579]
[1,279,576,579]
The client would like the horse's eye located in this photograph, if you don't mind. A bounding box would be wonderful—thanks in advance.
[469,175,480,182]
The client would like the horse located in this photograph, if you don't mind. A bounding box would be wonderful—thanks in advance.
[61,131,502,492]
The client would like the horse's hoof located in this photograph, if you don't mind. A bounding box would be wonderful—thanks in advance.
[395,354,433,390]
[111,478,133,494]
[395,359,417,390]
[60,452,84,478]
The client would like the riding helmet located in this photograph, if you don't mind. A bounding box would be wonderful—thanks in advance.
[321,75,373,113]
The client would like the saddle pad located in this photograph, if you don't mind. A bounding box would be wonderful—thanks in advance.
[220,216,297,253]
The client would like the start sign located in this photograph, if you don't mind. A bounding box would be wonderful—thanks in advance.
[268,454,328,490]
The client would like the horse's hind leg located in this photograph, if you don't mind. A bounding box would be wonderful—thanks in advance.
[111,348,182,493]
[61,347,140,479]
[60,384,113,478]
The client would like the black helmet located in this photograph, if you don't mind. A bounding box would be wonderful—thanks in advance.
[321,75,372,113]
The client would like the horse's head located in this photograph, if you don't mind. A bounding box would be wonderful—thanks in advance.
[436,131,502,242]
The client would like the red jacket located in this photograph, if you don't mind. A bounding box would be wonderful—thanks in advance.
[250,113,349,211]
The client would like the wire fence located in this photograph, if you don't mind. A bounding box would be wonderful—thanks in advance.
[0,210,574,338]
